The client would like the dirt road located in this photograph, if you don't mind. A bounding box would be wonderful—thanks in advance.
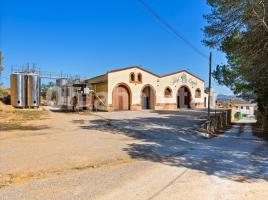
[0,110,268,199]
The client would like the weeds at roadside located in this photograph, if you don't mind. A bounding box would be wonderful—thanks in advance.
[0,109,48,131]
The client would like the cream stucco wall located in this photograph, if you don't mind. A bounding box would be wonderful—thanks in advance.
[107,67,206,109]
[108,68,158,105]
[158,72,205,105]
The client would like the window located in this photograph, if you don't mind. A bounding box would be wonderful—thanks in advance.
[164,87,172,97]
[137,73,142,83]
[195,88,201,98]
[246,106,249,110]
[241,106,244,109]
[130,72,135,83]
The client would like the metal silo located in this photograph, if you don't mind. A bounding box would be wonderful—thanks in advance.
[56,78,68,87]
[27,74,40,107]
[10,73,26,108]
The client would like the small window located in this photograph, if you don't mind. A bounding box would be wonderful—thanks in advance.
[164,87,172,97]
[137,73,142,83]
[241,106,244,109]
[246,106,249,110]
[130,72,135,82]
[195,89,201,98]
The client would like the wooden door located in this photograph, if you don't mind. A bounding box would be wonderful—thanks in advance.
[114,86,129,111]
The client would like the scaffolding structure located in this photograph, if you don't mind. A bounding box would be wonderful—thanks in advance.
[11,65,87,81]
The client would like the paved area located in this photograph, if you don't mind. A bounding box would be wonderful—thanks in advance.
[0,109,268,199]
[235,117,257,124]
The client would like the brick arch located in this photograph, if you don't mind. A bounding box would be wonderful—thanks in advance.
[195,88,201,98]
[164,86,173,97]
[177,85,192,108]
[137,73,142,83]
[129,72,135,83]
[140,84,156,110]
[112,83,132,111]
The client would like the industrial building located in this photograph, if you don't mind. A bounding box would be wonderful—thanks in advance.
[54,78,92,111]
[86,66,213,111]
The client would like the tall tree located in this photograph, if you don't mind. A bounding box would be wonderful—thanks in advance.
[203,0,268,132]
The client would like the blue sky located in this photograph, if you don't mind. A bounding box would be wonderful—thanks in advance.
[0,0,233,95]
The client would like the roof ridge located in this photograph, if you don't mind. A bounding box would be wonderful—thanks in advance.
[108,66,204,82]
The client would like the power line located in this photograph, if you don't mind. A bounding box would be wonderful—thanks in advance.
[136,0,209,60]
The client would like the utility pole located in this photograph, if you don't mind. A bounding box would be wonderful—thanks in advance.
[208,51,212,118]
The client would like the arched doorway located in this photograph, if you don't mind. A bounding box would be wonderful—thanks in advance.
[177,86,191,108]
[113,84,131,111]
[141,85,155,110]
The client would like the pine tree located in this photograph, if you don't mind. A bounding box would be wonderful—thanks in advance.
[204,0,268,132]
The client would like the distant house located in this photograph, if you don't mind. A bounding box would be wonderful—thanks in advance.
[235,103,257,117]
[216,97,257,118]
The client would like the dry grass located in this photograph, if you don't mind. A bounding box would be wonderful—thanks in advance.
[0,109,47,122]
[0,102,48,131]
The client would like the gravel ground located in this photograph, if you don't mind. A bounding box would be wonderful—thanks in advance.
[0,109,268,199]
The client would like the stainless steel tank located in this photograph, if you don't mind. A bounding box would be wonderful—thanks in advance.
[27,74,40,107]
[56,78,68,87]
[10,73,26,108]
[56,85,69,106]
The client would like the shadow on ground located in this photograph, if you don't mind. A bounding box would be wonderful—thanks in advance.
[81,110,268,182]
